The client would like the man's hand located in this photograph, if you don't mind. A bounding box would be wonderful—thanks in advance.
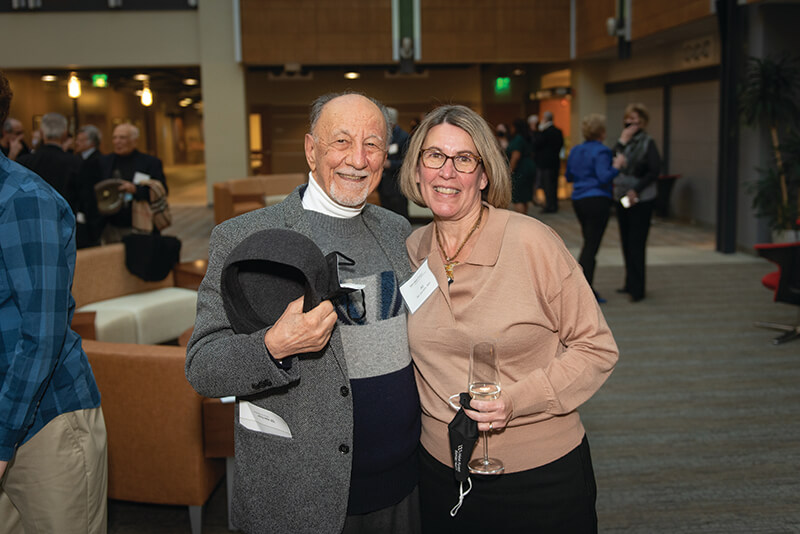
[264,296,337,359]
[118,181,136,194]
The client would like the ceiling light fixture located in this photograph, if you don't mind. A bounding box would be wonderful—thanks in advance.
[68,72,81,99]
[182,78,199,86]
[344,71,360,80]
[141,80,153,107]
[41,74,57,82]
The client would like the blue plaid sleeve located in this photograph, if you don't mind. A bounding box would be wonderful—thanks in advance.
[0,185,76,460]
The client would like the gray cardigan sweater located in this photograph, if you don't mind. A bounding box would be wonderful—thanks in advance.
[185,186,412,534]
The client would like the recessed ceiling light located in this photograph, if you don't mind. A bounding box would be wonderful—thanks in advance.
[182,78,198,86]
[344,71,360,80]
[41,75,57,82]
[133,73,149,81]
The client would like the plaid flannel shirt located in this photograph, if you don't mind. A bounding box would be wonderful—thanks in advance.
[0,152,100,461]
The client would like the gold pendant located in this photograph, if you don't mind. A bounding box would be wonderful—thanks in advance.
[444,262,457,284]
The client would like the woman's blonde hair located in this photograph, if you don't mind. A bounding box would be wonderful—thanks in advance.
[624,103,649,127]
[399,105,511,209]
[581,113,607,141]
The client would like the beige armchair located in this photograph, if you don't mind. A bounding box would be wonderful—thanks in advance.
[212,173,307,224]
[72,243,197,344]
[83,339,226,534]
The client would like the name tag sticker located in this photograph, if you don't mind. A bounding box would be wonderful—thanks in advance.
[239,400,292,438]
[400,258,437,314]
[133,171,151,185]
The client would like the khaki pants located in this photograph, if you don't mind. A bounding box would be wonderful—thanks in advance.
[0,407,108,534]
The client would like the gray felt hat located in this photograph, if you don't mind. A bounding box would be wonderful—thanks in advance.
[221,228,356,334]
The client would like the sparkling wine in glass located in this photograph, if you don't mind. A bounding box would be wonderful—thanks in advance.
[468,341,504,475]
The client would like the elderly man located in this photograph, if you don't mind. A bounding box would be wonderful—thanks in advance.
[75,124,103,162]
[0,71,107,534]
[98,123,167,242]
[186,92,420,534]
[0,118,30,161]
[17,113,82,206]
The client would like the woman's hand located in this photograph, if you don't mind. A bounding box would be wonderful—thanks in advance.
[619,123,639,145]
[626,189,639,205]
[464,395,513,432]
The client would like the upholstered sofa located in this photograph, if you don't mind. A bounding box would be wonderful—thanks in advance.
[212,173,307,224]
[83,339,226,534]
[72,243,197,344]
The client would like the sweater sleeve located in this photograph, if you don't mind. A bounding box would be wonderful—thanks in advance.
[185,223,301,399]
[503,232,619,421]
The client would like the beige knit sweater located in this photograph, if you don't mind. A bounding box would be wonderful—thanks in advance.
[406,204,619,473]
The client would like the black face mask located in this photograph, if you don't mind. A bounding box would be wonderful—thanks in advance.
[447,392,479,516]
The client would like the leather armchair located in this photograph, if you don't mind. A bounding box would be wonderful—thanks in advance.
[83,339,226,534]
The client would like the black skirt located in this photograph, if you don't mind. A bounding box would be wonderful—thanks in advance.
[419,435,598,534]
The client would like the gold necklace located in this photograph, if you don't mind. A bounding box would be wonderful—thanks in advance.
[434,207,484,284]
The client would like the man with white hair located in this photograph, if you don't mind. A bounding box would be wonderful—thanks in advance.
[98,123,167,243]
[17,113,82,209]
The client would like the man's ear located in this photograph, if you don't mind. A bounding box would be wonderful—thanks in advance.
[304,133,317,173]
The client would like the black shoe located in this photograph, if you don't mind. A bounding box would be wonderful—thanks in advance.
[616,288,629,294]
[630,295,644,303]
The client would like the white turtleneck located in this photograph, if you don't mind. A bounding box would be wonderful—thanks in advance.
[301,172,364,219]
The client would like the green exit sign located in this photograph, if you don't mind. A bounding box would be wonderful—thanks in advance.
[495,77,511,95]
[92,74,108,88]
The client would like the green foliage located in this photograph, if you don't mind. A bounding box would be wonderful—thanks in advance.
[739,55,800,128]
[740,55,800,231]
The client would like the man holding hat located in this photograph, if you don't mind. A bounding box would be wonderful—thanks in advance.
[186,92,420,534]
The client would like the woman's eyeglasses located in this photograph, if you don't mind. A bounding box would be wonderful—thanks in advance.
[419,148,482,174]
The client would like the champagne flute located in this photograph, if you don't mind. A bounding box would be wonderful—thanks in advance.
[468,341,504,475]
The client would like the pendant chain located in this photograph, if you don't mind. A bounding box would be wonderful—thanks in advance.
[435,207,484,284]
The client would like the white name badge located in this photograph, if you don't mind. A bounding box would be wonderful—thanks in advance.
[238,400,293,438]
[133,171,151,185]
[400,258,437,314]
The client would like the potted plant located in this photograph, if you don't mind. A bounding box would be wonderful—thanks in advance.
[739,54,800,241]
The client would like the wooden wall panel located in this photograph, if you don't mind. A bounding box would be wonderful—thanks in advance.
[574,0,616,57]
[241,0,571,66]
[422,0,570,63]
[241,0,392,65]
[632,0,714,40]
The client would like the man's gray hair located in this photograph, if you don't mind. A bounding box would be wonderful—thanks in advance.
[79,124,102,147]
[543,110,554,122]
[309,91,392,145]
[40,112,68,141]
[2,117,20,134]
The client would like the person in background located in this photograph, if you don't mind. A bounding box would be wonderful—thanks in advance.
[494,122,509,151]
[75,125,103,162]
[613,103,661,303]
[17,112,82,212]
[534,110,564,213]
[186,91,421,534]
[98,123,167,243]
[399,104,618,533]
[0,70,108,534]
[74,125,105,248]
[0,118,30,161]
[566,113,626,303]
[507,117,536,215]
[378,106,411,218]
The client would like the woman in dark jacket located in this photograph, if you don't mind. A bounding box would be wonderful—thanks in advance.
[613,103,661,302]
